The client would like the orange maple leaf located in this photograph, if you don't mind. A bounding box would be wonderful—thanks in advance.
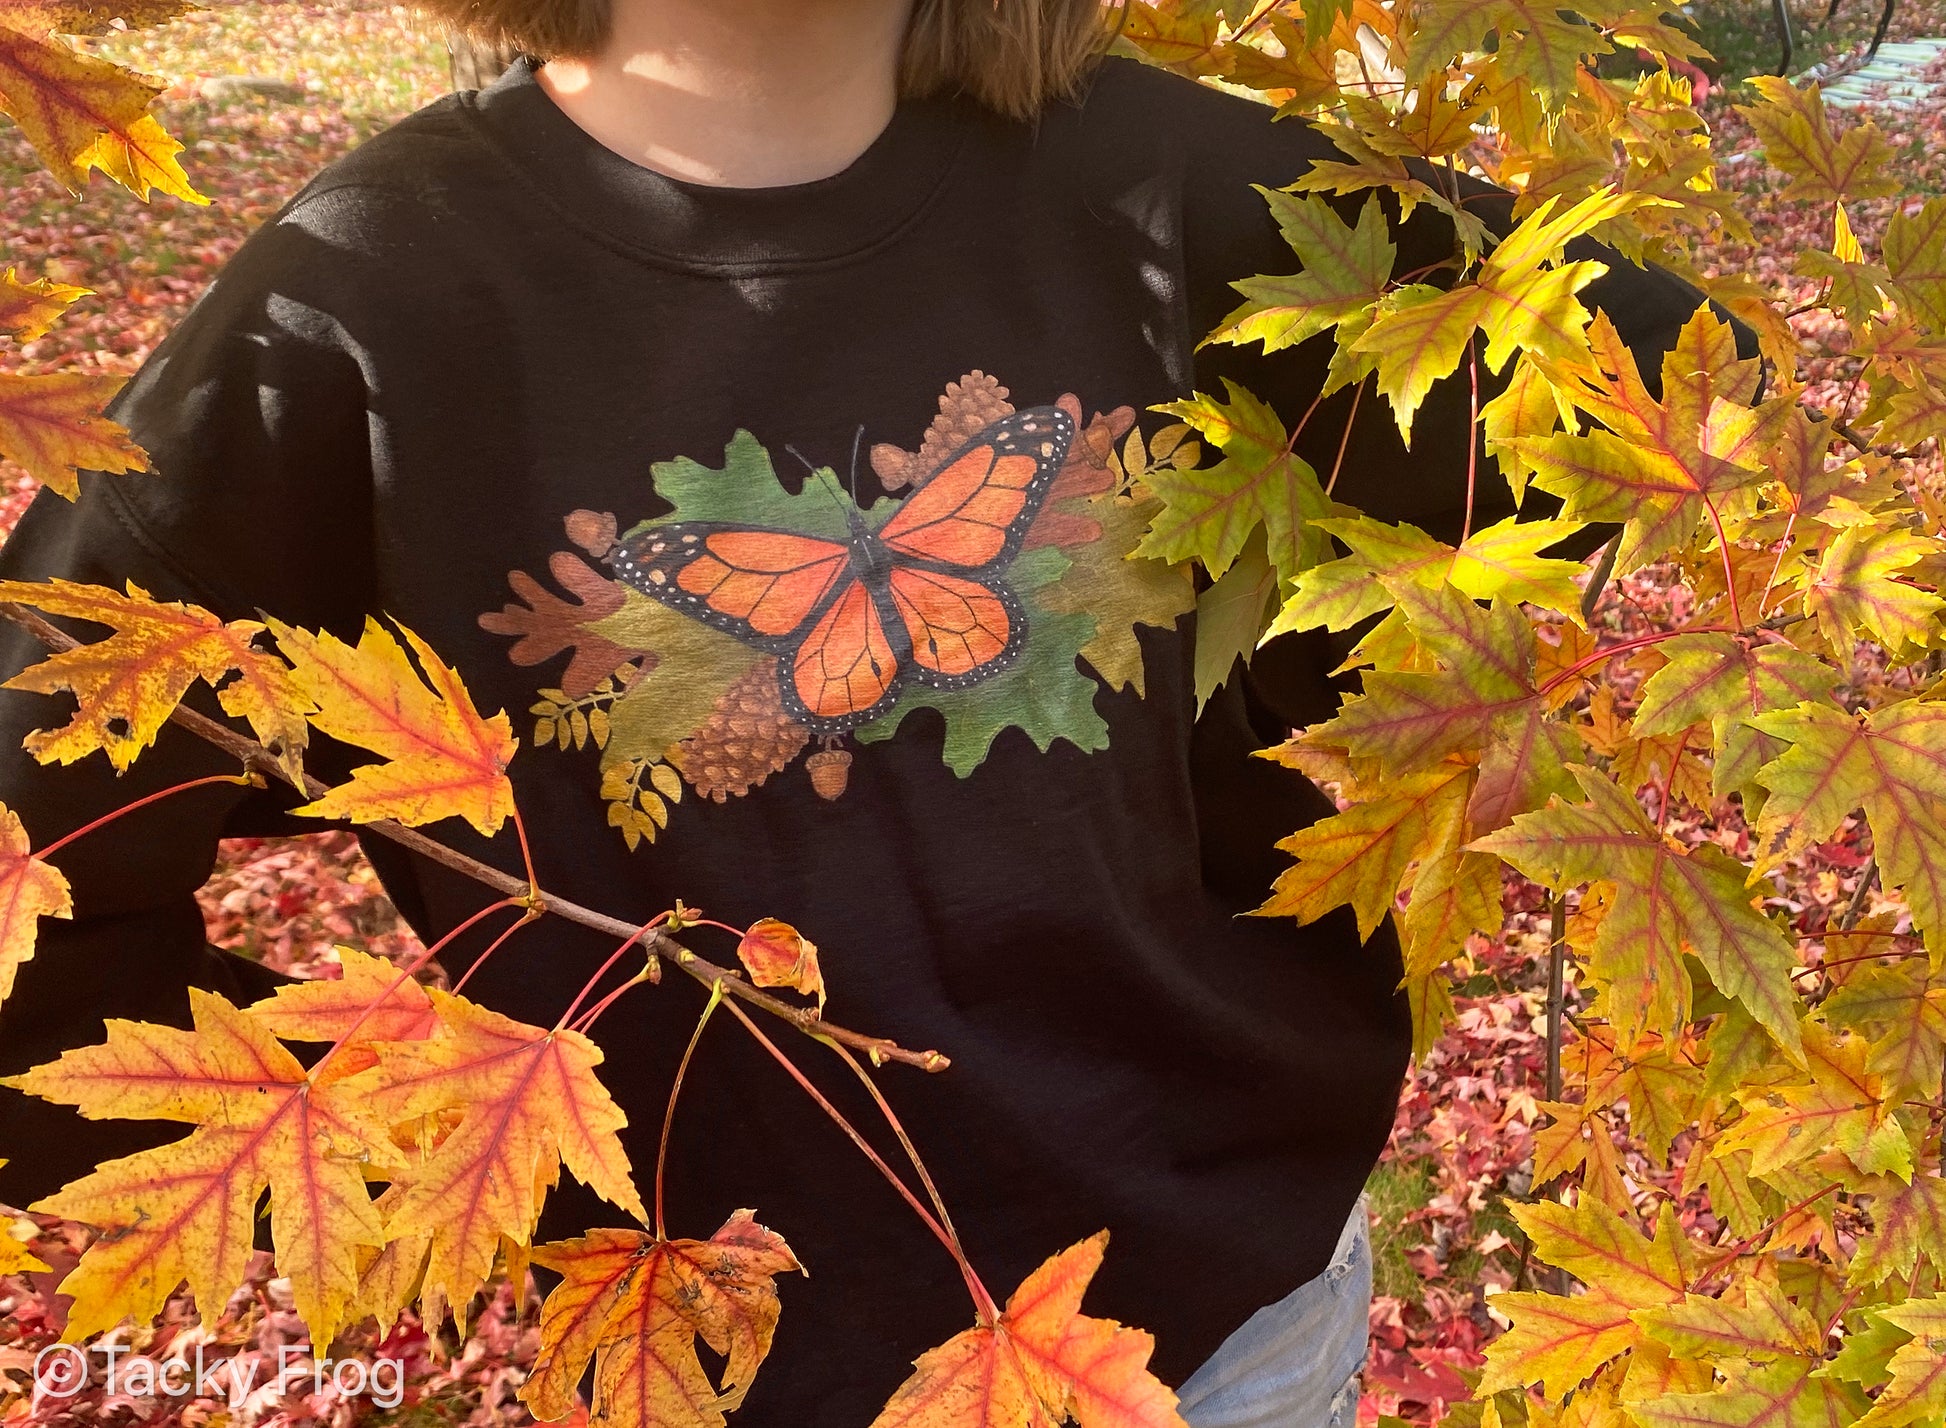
[0,798,70,1011]
[1,989,394,1347]
[269,616,517,835]
[0,26,158,191]
[0,370,146,497]
[523,1212,802,1427]
[347,987,645,1315]
[0,578,308,773]
[246,944,440,1071]
[871,1233,1185,1428]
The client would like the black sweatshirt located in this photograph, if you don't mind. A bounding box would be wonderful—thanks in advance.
[0,53,1717,1423]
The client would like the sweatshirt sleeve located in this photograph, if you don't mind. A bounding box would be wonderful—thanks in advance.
[0,187,382,1210]
[1170,73,1751,726]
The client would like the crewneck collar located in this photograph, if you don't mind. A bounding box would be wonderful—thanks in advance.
[461,53,970,274]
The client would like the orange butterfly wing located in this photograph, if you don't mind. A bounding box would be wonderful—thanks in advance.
[791,580,900,722]
[610,526,850,645]
[887,566,1020,682]
[877,408,1075,572]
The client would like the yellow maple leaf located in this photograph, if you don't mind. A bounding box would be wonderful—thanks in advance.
[2,989,394,1347]
[1511,308,1791,572]
[1406,0,1607,106]
[1479,1199,1692,1397]
[269,615,517,835]
[79,110,206,204]
[1801,525,1946,660]
[0,798,70,1013]
[0,26,159,191]
[0,370,145,498]
[523,1212,802,1426]
[1738,77,1898,208]
[1752,699,1946,952]
[0,577,308,773]
[0,263,87,340]
[1720,1023,1914,1181]
[1355,189,1641,436]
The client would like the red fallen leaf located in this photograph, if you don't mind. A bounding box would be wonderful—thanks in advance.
[871,1233,1185,1428]
[736,917,825,1011]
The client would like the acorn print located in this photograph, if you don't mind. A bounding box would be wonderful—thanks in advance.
[806,743,852,801]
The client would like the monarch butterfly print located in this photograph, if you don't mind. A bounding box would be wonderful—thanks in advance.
[606,407,1078,735]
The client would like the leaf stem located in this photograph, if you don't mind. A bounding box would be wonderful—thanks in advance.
[655,982,722,1241]
[1462,334,1481,546]
[449,905,543,994]
[556,912,670,1031]
[38,772,255,859]
[721,998,999,1322]
[312,896,525,1077]
[1325,380,1365,496]
[815,1032,966,1256]
[1691,1180,1843,1291]
[1537,627,1719,696]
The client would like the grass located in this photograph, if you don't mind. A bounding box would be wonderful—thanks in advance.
[1681,0,1946,82]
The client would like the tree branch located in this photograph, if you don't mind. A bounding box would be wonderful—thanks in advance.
[0,600,948,1073]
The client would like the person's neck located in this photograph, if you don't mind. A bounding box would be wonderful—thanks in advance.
[534,0,914,188]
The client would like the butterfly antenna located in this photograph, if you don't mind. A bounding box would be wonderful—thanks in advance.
[785,443,851,516]
[848,425,866,504]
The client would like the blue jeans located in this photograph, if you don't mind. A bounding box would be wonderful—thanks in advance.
[1175,1194,1371,1428]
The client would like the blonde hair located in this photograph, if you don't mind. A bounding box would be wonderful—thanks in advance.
[430,1,1123,120]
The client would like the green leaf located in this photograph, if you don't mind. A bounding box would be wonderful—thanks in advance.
[1192,532,1278,709]
[1473,764,1804,1055]
[637,428,859,542]
[1209,193,1396,354]
[1138,381,1331,581]
[854,547,1107,776]
[1037,491,1195,698]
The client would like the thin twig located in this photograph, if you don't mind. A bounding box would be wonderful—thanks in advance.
[1838,856,1878,933]
[655,982,723,1240]
[0,600,948,1072]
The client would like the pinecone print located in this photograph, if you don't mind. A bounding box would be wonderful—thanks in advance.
[870,371,1015,490]
[670,659,811,802]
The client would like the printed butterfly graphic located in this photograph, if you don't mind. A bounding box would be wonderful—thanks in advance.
[607,408,1077,734]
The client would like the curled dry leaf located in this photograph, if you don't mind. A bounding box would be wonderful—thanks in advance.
[523,1211,802,1428]
[736,917,825,1010]
[0,263,88,340]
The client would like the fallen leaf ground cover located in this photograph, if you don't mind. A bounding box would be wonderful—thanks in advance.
[0,1,1940,1424]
